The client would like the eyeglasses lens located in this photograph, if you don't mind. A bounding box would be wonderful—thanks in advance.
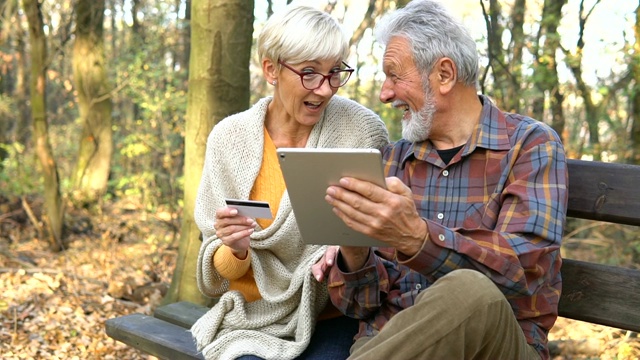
[302,71,350,90]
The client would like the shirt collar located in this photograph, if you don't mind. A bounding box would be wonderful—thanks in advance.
[470,94,513,152]
[400,95,512,168]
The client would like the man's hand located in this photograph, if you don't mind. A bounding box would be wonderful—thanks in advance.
[325,176,427,257]
[214,206,257,259]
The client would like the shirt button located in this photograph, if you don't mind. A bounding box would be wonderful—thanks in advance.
[415,284,422,290]
[438,234,446,242]
[442,170,449,177]
[365,272,373,280]
[437,213,444,220]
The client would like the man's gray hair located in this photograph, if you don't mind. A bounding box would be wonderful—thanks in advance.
[374,0,479,87]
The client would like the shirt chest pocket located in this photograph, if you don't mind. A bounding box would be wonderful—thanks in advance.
[461,192,501,230]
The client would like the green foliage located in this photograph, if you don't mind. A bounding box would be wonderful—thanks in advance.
[0,94,14,120]
[120,133,153,158]
[109,131,171,210]
[107,171,160,209]
[374,104,403,142]
[105,21,188,208]
[0,143,41,196]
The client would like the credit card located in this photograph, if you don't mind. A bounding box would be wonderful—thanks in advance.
[225,199,273,219]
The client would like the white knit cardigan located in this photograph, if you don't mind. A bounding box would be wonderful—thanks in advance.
[190,95,389,360]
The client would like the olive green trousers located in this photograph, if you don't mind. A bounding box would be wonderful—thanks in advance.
[349,269,541,360]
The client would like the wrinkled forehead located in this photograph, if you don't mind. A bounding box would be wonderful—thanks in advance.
[382,37,415,70]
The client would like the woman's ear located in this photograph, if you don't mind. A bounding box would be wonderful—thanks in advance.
[436,57,456,94]
[263,58,278,85]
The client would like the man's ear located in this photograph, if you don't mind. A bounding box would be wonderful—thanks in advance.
[436,57,456,94]
[263,58,278,84]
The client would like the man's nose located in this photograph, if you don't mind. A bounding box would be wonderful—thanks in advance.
[379,79,394,103]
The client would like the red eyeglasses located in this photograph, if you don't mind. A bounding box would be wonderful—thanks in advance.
[278,60,354,90]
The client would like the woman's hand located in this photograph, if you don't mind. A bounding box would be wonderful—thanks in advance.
[214,206,257,259]
[311,246,339,282]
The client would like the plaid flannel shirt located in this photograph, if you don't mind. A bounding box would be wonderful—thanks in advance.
[327,95,568,360]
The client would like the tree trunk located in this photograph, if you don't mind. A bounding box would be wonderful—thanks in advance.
[630,2,640,164]
[483,0,507,109]
[481,0,526,113]
[0,0,8,92]
[532,0,567,138]
[164,0,254,305]
[15,18,30,146]
[348,0,380,48]
[71,0,113,204]
[506,0,526,114]
[22,0,65,251]
[564,0,601,160]
[2,0,30,147]
[0,0,11,165]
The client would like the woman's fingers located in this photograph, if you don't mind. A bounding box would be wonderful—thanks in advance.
[214,206,257,253]
[311,246,339,282]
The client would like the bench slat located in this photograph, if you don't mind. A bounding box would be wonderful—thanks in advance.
[566,159,640,226]
[154,301,209,328]
[105,314,204,360]
[558,258,640,332]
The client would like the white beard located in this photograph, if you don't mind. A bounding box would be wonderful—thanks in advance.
[402,85,436,143]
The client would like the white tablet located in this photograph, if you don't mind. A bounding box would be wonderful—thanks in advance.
[277,148,388,247]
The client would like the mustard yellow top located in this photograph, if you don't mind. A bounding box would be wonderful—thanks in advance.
[211,128,344,318]
[212,127,284,302]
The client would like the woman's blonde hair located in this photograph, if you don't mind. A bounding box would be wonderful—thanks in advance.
[258,5,349,65]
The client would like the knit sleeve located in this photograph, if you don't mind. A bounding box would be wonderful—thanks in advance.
[213,245,252,280]
[193,99,268,297]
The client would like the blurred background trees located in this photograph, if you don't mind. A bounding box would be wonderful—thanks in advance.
[0,0,639,299]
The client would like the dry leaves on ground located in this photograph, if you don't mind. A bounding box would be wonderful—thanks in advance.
[1,199,176,359]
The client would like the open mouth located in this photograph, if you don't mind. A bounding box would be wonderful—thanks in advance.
[304,101,323,110]
[394,102,411,118]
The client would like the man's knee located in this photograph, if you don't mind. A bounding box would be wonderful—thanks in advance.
[418,269,504,305]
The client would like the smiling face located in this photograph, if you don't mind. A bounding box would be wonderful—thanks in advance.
[266,58,343,128]
[380,36,435,142]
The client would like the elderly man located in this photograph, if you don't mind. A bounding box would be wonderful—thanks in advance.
[312,1,568,359]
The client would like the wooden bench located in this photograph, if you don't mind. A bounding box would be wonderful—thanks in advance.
[105,159,640,359]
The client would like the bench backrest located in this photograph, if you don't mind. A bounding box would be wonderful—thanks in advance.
[560,159,640,332]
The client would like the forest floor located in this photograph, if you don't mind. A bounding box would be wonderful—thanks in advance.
[0,195,638,360]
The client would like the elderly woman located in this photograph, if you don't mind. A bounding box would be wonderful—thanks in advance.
[189,4,389,360]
